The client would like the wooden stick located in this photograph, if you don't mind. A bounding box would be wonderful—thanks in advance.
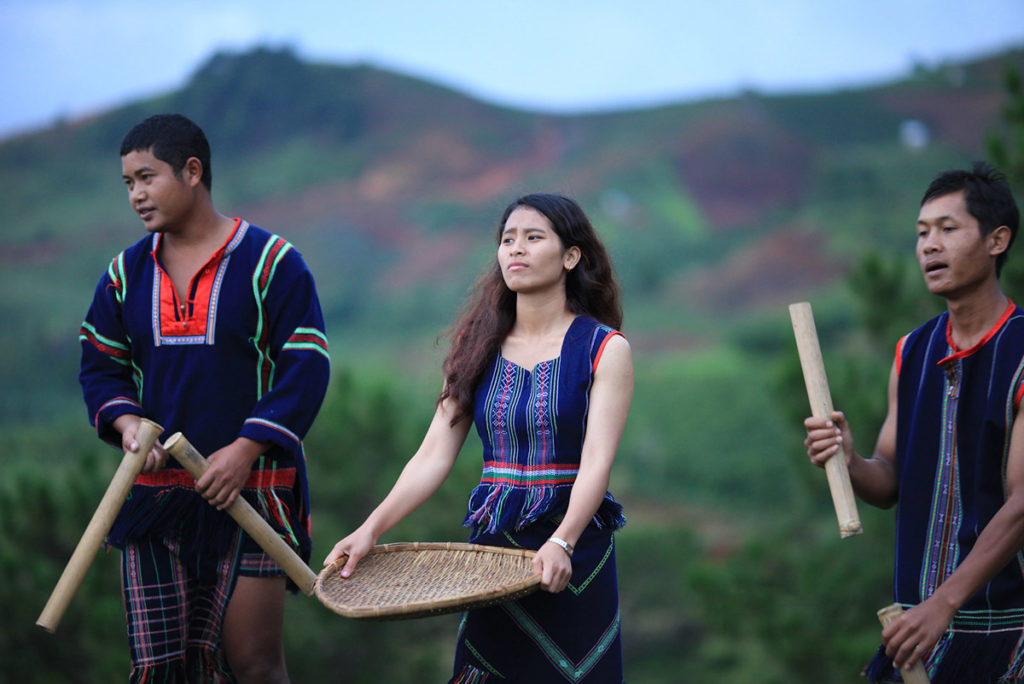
[789,302,863,538]
[163,432,317,596]
[877,604,931,684]
[36,418,164,633]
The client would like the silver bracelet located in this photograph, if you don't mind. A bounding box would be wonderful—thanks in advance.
[546,536,574,558]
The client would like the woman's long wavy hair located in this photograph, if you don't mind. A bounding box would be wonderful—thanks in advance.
[438,193,622,425]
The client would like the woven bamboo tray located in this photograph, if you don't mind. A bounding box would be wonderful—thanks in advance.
[314,542,541,620]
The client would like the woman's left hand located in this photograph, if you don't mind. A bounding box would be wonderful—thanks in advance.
[533,540,573,593]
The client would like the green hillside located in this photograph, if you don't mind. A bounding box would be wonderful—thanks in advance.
[3,46,1021,423]
[4,48,1019,417]
[3,45,1024,681]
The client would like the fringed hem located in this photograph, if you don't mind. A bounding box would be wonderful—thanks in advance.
[864,626,1024,683]
[461,484,625,535]
[449,664,491,683]
[128,642,235,683]
[107,476,311,563]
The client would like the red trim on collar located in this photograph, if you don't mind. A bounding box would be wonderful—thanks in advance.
[939,298,1016,365]
[150,219,242,338]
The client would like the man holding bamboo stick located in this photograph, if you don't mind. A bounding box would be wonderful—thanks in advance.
[804,162,1024,683]
[79,114,330,682]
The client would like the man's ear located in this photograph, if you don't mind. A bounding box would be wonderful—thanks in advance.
[989,225,1012,257]
[183,157,204,188]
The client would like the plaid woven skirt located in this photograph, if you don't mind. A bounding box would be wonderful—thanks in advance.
[451,520,624,683]
[121,528,285,683]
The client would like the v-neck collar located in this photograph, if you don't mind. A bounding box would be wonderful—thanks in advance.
[499,315,582,374]
[939,298,1016,365]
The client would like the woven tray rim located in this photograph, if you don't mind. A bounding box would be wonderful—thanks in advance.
[314,541,540,620]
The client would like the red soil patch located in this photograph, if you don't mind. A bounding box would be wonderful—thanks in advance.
[672,109,813,230]
[0,239,61,266]
[675,227,844,314]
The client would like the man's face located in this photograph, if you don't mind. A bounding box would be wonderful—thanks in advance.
[916,190,999,299]
[121,148,193,233]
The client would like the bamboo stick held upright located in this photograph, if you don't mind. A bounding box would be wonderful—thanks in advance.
[163,432,317,596]
[36,418,164,633]
[789,301,863,538]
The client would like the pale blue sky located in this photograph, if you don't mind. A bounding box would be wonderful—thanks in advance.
[3,0,1024,138]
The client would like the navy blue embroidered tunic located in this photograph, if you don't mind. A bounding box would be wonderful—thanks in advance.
[866,302,1024,683]
[79,220,330,562]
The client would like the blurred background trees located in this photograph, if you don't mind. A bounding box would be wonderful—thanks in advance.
[3,48,1024,682]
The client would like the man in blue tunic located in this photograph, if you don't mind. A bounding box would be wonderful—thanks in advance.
[79,114,330,682]
[804,162,1024,683]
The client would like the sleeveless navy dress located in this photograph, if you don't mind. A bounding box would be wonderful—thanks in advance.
[451,315,627,683]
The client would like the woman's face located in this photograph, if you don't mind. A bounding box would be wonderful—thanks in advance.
[497,206,579,294]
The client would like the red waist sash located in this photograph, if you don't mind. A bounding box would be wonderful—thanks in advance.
[135,467,296,489]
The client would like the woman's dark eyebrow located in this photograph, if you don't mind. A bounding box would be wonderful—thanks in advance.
[502,226,547,235]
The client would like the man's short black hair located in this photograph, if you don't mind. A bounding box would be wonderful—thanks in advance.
[120,114,212,191]
[922,161,1020,275]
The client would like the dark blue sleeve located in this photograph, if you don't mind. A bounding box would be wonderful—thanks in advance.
[238,246,330,455]
[78,254,144,446]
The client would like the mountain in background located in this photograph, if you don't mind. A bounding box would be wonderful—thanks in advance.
[2,45,1023,424]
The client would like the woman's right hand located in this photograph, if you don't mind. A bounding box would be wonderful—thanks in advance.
[324,526,377,579]
[321,397,471,579]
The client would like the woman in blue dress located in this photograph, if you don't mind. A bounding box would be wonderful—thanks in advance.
[326,193,633,682]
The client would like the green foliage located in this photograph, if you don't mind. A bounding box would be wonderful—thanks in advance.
[615,523,709,680]
[802,144,963,255]
[594,161,713,295]
[987,65,1024,189]
[282,366,483,682]
[173,46,366,157]
[687,510,894,683]
[0,446,128,682]
[760,90,906,146]
[988,64,1024,300]
[624,346,801,512]
[846,251,943,351]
